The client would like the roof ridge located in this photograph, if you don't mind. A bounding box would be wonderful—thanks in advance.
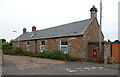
[32,19,91,33]
[14,19,91,41]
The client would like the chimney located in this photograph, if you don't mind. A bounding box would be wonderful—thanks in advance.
[23,28,27,33]
[90,5,97,20]
[32,26,36,31]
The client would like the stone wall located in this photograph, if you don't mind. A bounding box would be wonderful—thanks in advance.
[84,18,104,62]
[12,36,88,60]
[0,50,3,65]
[104,43,111,63]
[88,44,99,62]
[84,18,104,42]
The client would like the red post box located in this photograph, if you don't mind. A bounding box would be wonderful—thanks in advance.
[92,49,97,58]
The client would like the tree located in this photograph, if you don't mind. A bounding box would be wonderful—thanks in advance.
[1,39,12,51]
[2,42,12,50]
[114,40,120,42]
[9,42,12,46]
[2,39,6,43]
[108,39,111,42]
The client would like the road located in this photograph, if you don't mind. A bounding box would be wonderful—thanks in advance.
[2,55,119,75]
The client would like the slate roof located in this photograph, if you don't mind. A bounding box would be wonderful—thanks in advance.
[14,19,92,41]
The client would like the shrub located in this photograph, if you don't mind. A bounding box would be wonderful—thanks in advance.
[37,51,71,61]
[2,42,12,51]
[108,57,115,64]
[30,53,41,57]
[114,40,120,42]
[4,48,31,56]
[4,49,72,61]
[43,51,70,61]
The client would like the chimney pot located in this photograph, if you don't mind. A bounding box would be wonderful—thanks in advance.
[32,26,36,31]
[23,28,27,33]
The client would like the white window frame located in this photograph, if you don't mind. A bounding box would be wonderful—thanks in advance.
[26,41,30,51]
[60,39,68,54]
[40,40,46,52]
[16,44,19,48]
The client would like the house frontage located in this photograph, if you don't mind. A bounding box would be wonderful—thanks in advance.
[12,6,106,62]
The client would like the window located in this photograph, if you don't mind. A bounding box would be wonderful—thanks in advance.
[41,40,45,45]
[16,44,19,48]
[60,39,68,54]
[27,42,30,45]
[30,34,36,38]
[26,42,30,51]
[40,40,46,52]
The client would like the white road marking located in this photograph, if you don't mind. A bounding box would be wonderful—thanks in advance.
[69,70,77,72]
[66,66,108,73]
[84,67,91,71]
[91,67,97,71]
[98,67,104,70]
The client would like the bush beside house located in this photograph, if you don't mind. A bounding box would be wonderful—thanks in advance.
[4,48,76,61]
[2,39,12,51]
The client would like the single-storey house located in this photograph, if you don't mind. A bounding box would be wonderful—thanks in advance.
[12,6,106,62]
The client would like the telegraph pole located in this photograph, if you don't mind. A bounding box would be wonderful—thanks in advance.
[99,0,102,62]
[100,0,102,27]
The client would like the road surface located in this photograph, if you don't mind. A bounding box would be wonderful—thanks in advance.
[2,55,119,75]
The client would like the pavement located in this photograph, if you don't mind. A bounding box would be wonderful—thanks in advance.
[2,55,120,75]
[78,62,120,69]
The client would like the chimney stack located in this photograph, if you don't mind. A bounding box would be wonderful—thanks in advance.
[23,28,27,33]
[32,26,36,31]
[90,5,97,20]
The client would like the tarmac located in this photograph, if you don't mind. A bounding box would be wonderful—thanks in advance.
[2,55,120,75]
[77,62,120,69]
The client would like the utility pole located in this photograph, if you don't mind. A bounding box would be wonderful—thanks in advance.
[99,0,102,62]
[100,0,102,27]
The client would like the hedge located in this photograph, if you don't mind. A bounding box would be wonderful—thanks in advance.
[4,48,73,61]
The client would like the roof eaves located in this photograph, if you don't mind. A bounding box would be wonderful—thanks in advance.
[13,34,82,41]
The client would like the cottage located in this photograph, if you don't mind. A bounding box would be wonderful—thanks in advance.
[12,6,104,62]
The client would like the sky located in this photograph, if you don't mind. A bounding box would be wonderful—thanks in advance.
[0,0,119,42]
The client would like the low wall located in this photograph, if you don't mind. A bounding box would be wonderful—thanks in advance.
[0,50,3,76]
[104,43,111,64]
[0,50,3,65]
